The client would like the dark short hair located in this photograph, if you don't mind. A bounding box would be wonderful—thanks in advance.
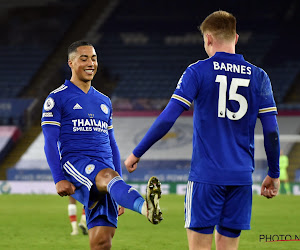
[68,40,94,58]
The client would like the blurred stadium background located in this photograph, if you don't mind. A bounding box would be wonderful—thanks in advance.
[0,0,300,196]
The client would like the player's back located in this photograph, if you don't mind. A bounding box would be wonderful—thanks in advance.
[185,52,276,185]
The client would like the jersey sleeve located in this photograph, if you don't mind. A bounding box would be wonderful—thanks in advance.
[260,115,280,178]
[258,70,278,118]
[132,101,184,158]
[107,98,122,176]
[41,93,62,127]
[43,125,66,183]
[171,66,199,110]
[107,98,113,131]
[41,93,64,184]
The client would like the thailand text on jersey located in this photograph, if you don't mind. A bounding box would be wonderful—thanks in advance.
[41,80,114,166]
[171,52,277,185]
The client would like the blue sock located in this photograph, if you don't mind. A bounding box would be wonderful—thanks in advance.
[133,197,145,214]
[107,176,145,214]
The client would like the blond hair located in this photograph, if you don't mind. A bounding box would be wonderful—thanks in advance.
[199,10,236,41]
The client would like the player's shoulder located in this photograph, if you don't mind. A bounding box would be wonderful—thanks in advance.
[243,58,262,72]
[181,59,211,84]
[186,58,212,75]
[91,87,112,105]
[244,59,269,81]
[43,83,69,109]
[49,84,69,96]
[187,59,205,70]
[92,86,109,99]
[45,84,69,102]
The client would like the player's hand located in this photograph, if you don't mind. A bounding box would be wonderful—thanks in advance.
[55,180,76,197]
[118,206,125,216]
[124,153,140,173]
[261,175,280,199]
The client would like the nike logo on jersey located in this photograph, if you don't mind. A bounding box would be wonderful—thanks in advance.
[73,103,83,110]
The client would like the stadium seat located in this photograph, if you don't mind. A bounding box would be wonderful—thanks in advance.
[92,0,299,110]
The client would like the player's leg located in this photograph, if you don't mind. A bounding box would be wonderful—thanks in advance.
[215,226,240,250]
[216,185,252,250]
[84,184,119,249]
[63,159,162,226]
[85,200,119,250]
[89,226,116,250]
[184,181,225,250]
[95,168,163,224]
[78,206,88,235]
[186,229,213,250]
[68,196,78,235]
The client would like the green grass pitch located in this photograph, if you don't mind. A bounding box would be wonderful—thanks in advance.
[0,194,299,249]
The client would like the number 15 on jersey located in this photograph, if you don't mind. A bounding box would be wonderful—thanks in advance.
[216,75,250,121]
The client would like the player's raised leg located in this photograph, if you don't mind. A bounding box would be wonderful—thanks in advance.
[146,176,163,224]
[95,168,163,224]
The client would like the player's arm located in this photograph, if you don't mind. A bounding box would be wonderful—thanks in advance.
[260,114,280,198]
[43,125,65,182]
[42,125,75,196]
[125,66,197,172]
[108,127,122,177]
[125,101,185,172]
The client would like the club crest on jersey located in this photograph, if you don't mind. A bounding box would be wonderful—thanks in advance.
[85,164,95,174]
[44,97,55,111]
[101,104,109,114]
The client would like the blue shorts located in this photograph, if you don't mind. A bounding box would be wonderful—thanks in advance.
[62,157,118,229]
[85,203,117,230]
[185,181,252,231]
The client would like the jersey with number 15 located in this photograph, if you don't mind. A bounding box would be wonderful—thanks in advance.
[170,52,277,185]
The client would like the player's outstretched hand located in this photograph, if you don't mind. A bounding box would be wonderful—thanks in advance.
[124,153,140,173]
[261,175,280,199]
[56,180,76,197]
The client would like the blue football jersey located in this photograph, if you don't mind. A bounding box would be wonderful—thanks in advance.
[41,80,114,169]
[171,52,277,185]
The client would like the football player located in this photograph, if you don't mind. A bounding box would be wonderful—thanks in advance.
[42,40,162,249]
[125,10,280,250]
